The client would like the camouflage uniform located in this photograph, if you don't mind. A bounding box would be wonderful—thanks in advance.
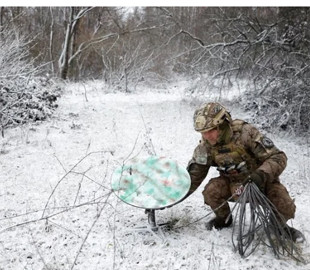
[188,107,296,224]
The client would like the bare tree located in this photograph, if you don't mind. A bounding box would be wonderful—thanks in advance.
[160,7,310,133]
[58,7,94,79]
[1,6,310,133]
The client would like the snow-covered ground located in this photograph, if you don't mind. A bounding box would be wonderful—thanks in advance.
[0,81,309,270]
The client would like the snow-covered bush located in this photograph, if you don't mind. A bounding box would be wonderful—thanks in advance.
[0,77,61,130]
[0,30,61,136]
[241,79,310,135]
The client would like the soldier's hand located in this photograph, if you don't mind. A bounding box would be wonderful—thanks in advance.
[243,171,266,192]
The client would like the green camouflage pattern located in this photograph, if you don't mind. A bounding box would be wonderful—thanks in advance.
[193,102,232,132]
[187,119,295,222]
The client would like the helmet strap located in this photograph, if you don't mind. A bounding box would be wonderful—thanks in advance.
[218,120,232,145]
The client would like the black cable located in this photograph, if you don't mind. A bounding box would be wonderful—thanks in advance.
[231,182,306,263]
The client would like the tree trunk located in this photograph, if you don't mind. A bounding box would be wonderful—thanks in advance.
[49,7,55,75]
[59,8,74,79]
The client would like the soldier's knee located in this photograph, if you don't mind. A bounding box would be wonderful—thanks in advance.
[203,181,218,204]
[202,178,229,205]
[267,184,296,220]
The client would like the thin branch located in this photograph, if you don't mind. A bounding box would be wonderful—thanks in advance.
[41,151,109,218]
[70,192,113,270]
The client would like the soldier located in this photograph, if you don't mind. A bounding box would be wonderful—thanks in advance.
[187,102,304,243]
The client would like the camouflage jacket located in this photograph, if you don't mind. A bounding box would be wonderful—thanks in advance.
[187,119,287,194]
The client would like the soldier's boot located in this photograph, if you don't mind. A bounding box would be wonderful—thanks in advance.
[206,215,233,230]
[282,225,305,243]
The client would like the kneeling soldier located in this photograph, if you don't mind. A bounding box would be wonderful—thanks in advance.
[187,102,304,243]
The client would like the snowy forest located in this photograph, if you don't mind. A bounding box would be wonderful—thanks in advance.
[1,7,310,135]
[1,6,310,270]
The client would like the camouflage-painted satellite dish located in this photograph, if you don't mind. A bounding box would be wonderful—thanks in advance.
[111,156,190,210]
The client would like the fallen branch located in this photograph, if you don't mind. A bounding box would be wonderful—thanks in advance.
[0,193,113,234]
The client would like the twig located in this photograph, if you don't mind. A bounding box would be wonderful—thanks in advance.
[70,170,110,190]
[70,192,113,269]
[42,151,107,218]
[46,219,83,238]
[72,167,93,206]
[53,153,68,173]
[136,105,156,156]
[28,226,50,270]
[0,193,113,234]
[207,242,221,270]
[174,191,237,230]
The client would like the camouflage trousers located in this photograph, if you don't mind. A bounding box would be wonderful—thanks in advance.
[203,176,296,223]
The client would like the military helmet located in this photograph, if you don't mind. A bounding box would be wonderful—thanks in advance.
[193,102,232,132]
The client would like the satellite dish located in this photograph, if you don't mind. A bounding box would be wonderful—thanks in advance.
[111,156,191,210]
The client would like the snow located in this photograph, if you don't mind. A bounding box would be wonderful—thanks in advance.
[0,80,309,270]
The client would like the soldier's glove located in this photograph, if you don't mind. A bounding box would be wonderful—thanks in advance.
[243,171,266,192]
